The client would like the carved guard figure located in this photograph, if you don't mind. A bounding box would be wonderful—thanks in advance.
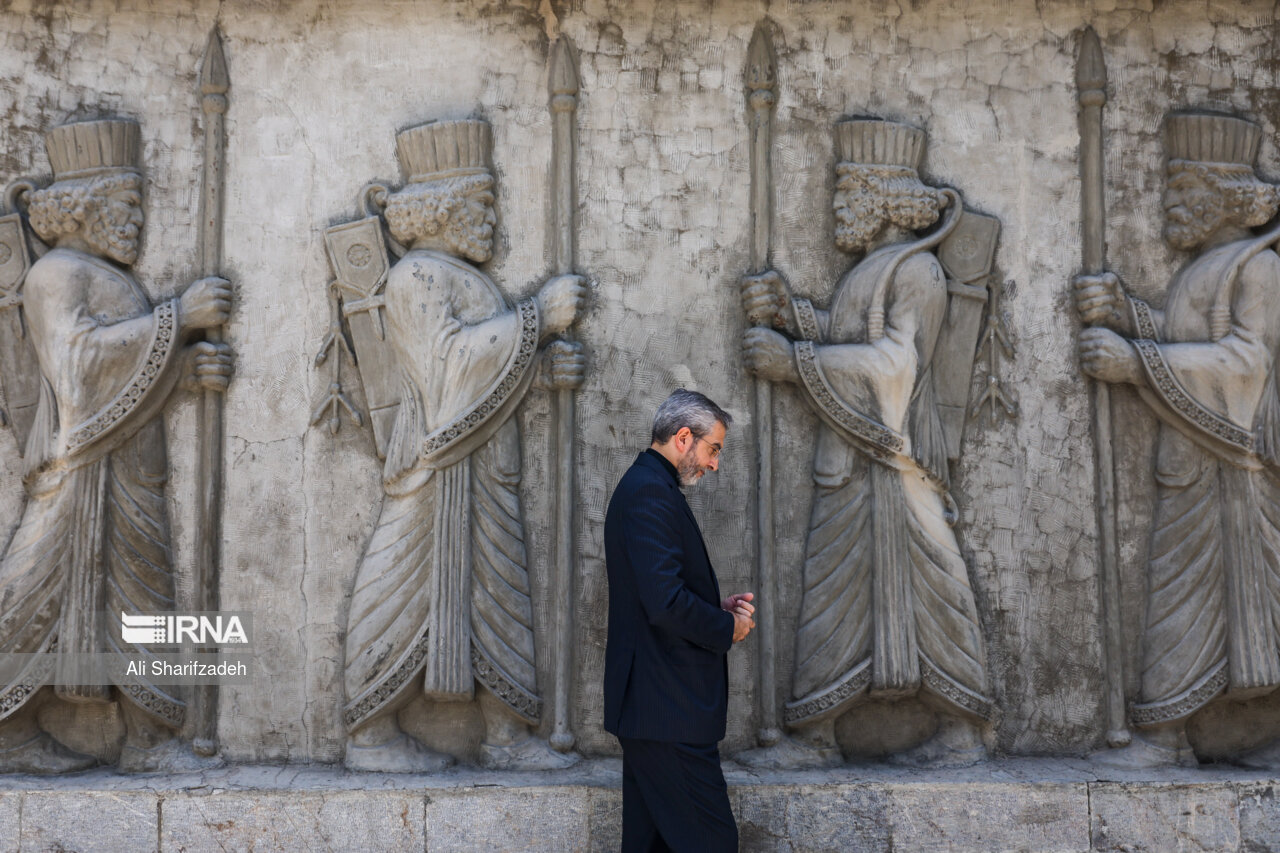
[338,119,585,771]
[739,119,995,768]
[0,119,232,773]
[1076,112,1280,769]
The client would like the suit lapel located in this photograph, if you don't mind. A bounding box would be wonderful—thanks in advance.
[677,490,721,601]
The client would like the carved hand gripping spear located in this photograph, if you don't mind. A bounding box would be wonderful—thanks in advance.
[1077,26,1131,749]
[745,22,783,749]
[193,28,229,757]
[548,35,583,753]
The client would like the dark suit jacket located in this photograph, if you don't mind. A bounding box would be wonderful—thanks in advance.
[603,449,736,743]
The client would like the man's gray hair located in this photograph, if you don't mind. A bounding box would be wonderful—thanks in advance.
[651,389,733,444]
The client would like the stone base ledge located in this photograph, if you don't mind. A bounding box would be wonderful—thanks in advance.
[1,758,1278,851]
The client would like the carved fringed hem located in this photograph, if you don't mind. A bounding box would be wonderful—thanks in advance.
[795,341,904,461]
[783,658,871,725]
[794,341,949,494]
[118,681,184,729]
[472,646,541,724]
[783,656,995,726]
[1130,662,1229,727]
[419,299,539,467]
[343,628,432,729]
[1133,339,1256,453]
[0,637,56,722]
[1129,296,1259,466]
[920,655,994,722]
[65,300,178,455]
[793,297,822,342]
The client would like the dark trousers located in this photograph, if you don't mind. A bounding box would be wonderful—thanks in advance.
[618,737,738,853]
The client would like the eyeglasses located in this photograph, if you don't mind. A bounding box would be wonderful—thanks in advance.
[693,436,722,460]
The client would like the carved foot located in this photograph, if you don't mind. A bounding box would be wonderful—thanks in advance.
[117,738,224,774]
[887,735,988,769]
[736,736,843,770]
[344,733,454,773]
[0,732,98,775]
[478,737,581,771]
[1089,735,1197,770]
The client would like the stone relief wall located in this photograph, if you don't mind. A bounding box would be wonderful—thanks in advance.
[1,0,1280,769]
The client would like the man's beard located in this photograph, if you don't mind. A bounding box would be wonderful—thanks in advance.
[834,198,884,254]
[1163,207,1218,251]
[445,215,493,263]
[677,445,709,488]
[85,215,140,266]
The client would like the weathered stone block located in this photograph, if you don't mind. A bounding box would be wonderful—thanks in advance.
[887,783,1089,852]
[734,784,804,853]
[1239,784,1280,853]
[1089,782,1239,852]
[20,790,159,853]
[587,787,623,853]
[159,790,424,852]
[0,792,18,853]
[425,787,591,852]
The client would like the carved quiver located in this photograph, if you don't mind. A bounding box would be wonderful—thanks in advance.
[0,208,40,451]
[325,217,397,457]
[934,210,1001,461]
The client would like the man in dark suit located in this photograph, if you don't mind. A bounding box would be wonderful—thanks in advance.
[604,389,756,852]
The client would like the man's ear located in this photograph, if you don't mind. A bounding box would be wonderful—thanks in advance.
[673,426,693,451]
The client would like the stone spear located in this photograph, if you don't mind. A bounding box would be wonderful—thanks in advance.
[192,27,229,757]
[1076,26,1130,749]
[745,21,782,749]
[548,35,582,753]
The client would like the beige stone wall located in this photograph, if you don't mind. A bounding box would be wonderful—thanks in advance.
[3,0,1280,763]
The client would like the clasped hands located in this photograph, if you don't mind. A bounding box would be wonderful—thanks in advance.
[1073,271,1142,385]
[722,592,756,643]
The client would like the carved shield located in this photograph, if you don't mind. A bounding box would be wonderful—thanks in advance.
[325,217,399,459]
[0,213,40,452]
[933,210,1001,461]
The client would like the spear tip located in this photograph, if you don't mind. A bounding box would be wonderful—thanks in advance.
[549,36,580,98]
[1076,26,1106,92]
[746,20,777,91]
[200,27,229,94]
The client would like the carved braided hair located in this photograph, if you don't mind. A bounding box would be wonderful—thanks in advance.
[1168,160,1280,228]
[383,173,493,245]
[835,163,944,231]
[26,172,141,243]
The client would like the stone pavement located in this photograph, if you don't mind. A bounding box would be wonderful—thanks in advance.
[1,756,1277,851]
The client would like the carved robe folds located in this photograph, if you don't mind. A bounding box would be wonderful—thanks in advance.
[785,245,993,726]
[0,248,183,726]
[343,250,542,729]
[1127,239,1280,726]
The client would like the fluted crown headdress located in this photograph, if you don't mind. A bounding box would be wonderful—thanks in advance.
[835,119,926,170]
[395,119,492,184]
[45,119,141,181]
[1165,112,1261,166]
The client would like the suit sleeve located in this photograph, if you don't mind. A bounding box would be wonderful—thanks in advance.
[620,482,735,653]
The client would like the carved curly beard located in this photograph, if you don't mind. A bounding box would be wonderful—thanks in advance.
[835,193,885,254]
[1163,204,1221,252]
[444,209,493,263]
[85,208,140,265]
